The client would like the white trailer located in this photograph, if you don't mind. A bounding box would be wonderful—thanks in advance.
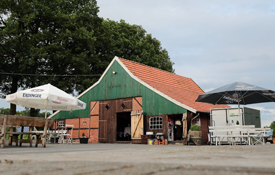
[210,107,261,127]
[210,107,261,144]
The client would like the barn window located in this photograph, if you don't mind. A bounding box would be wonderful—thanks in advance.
[149,117,163,130]
[58,121,64,127]
[105,104,110,111]
[121,103,126,109]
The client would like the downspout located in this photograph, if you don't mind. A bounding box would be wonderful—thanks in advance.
[189,113,200,131]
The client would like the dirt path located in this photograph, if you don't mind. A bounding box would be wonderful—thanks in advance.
[0,144,275,175]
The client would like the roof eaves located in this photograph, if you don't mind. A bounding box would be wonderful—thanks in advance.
[116,57,197,113]
[49,56,198,118]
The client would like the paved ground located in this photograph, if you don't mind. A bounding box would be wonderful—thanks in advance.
[0,143,275,175]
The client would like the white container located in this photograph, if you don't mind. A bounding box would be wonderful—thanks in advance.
[146,132,153,135]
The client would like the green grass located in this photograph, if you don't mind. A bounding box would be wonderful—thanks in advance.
[5,134,32,140]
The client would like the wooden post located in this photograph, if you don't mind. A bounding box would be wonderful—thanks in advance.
[1,116,7,148]
[54,120,57,144]
[182,113,188,145]
[35,135,39,147]
[8,127,13,146]
[78,118,80,138]
[14,134,18,146]
[89,117,91,139]
[20,126,24,146]
[29,126,33,147]
[42,119,48,148]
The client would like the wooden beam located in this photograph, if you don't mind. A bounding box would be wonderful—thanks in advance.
[78,118,80,138]
[88,116,91,138]
[134,97,142,107]
[1,116,7,148]
[90,101,98,114]
[42,119,48,148]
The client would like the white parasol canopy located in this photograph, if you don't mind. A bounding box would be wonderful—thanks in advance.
[6,83,86,118]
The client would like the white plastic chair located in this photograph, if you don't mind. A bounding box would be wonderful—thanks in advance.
[60,124,74,144]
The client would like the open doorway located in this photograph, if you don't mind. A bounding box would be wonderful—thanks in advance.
[172,115,183,141]
[117,112,131,141]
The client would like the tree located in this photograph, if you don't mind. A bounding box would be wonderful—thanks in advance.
[0,1,174,114]
[99,20,173,70]
[270,121,275,130]
[75,19,175,93]
[0,107,50,117]
[0,107,10,115]
[0,0,102,115]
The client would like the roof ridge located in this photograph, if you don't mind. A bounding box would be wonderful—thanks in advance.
[118,57,191,80]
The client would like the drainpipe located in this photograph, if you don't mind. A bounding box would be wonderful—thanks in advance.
[190,113,200,131]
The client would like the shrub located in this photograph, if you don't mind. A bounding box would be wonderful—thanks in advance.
[190,125,201,131]
[272,129,275,138]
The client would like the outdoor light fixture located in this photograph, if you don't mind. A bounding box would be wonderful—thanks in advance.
[112,71,116,74]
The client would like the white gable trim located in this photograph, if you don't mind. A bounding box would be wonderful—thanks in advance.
[48,58,117,118]
[49,56,196,118]
[115,57,197,113]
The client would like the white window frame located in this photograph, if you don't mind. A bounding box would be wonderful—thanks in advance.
[149,116,163,130]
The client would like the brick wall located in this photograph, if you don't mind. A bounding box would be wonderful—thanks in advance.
[66,116,98,143]
[90,116,99,128]
[200,113,210,145]
[90,101,99,143]
[66,118,79,128]
[90,101,99,115]
[80,118,89,128]
[89,129,98,143]
[132,97,142,111]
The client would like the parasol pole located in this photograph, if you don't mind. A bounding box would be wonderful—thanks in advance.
[45,109,47,118]
[238,99,241,125]
[45,97,48,118]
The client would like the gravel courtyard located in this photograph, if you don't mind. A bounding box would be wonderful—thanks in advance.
[0,143,275,175]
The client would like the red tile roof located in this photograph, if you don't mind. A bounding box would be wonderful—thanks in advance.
[119,58,229,113]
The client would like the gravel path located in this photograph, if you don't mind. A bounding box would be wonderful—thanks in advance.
[0,143,275,175]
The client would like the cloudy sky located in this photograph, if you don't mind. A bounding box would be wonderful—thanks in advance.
[1,0,274,126]
[96,0,275,126]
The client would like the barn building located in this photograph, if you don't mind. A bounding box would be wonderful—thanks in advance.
[50,56,228,145]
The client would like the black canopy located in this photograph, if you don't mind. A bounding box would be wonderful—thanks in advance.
[196,81,275,105]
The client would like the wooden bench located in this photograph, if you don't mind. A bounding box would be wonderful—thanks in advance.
[0,114,54,148]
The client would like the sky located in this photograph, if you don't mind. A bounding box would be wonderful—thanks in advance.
[1,0,275,126]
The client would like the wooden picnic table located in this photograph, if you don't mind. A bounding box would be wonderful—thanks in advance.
[0,114,54,148]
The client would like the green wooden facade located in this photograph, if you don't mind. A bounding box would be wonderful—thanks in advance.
[52,60,187,119]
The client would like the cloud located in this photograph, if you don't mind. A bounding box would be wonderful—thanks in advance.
[98,0,275,92]
[204,88,215,93]
[97,0,275,127]
[253,106,275,115]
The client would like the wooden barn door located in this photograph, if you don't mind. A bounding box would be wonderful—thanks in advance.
[131,110,144,140]
[99,100,116,143]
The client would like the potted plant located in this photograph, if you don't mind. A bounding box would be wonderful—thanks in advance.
[188,125,202,145]
[236,120,239,125]
[50,133,59,143]
[79,133,89,144]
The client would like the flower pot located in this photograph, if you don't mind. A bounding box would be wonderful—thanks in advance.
[272,138,275,144]
[79,138,89,144]
[188,131,202,145]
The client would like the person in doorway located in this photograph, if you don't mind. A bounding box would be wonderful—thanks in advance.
[124,124,131,140]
